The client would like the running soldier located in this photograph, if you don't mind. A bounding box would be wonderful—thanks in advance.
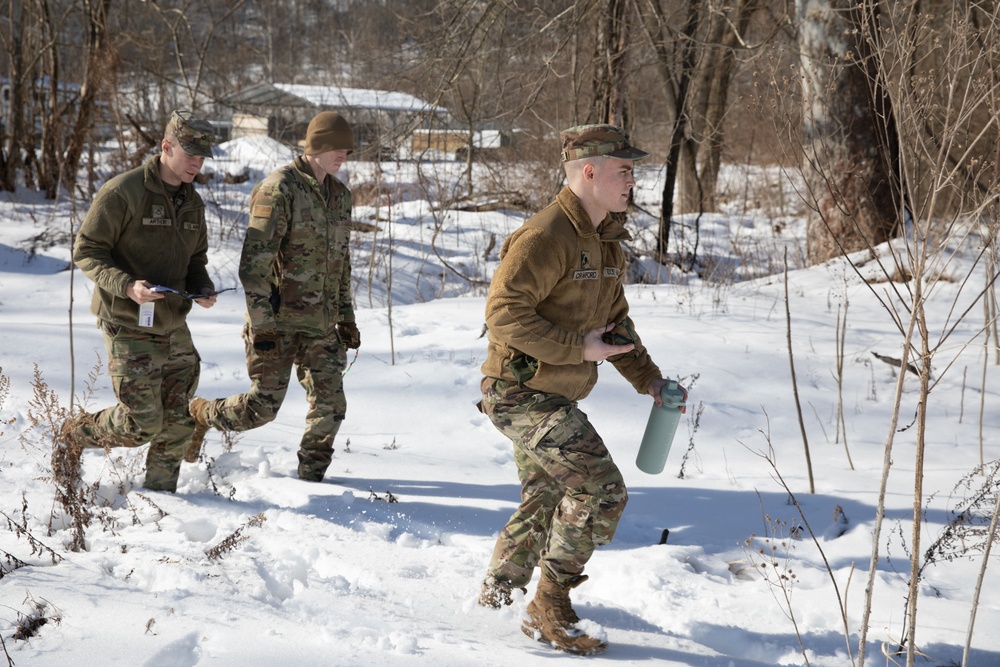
[189,111,359,482]
[476,124,687,655]
[57,110,219,493]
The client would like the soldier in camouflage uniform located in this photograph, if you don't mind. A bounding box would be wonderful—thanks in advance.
[476,124,687,655]
[189,111,359,482]
[58,110,219,493]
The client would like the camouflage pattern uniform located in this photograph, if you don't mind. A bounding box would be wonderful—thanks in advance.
[71,113,216,492]
[198,156,354,481]
[480,180,661,590]
[479,378,628,587]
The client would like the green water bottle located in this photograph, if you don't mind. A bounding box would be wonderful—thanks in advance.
[636,380,686,475]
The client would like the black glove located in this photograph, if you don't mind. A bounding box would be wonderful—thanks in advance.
[252,331,281,360]
[337,322,361,350]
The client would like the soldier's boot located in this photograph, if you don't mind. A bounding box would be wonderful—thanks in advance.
[521,574,606,656]
[297,448,333,482]
[478,579,528,609]
[52,415,87,485]
[184,397,211,463]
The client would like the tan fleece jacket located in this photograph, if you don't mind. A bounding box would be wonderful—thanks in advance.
[481,186,661,401]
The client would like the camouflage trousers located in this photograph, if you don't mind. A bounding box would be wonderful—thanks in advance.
[72,322,201,492]
[202,324,347,481]
[479,377,628,588]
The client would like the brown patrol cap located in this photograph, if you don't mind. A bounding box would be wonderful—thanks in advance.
[560,123,648,162]
[166,110,216,158]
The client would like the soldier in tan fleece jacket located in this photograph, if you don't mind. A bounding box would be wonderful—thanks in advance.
[476,124,687,656]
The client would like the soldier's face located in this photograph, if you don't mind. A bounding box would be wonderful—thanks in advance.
[590,157,636,214]
[313,149,350,176]
[159,139,206,185]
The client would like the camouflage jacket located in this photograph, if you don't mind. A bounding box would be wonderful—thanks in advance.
[240,156,354,337]
[481,186,661,402]
[74,155,213,335]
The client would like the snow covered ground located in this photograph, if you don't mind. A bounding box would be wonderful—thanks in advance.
[1,139,998,666]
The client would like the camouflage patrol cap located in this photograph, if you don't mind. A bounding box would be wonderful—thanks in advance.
[560,124,648,162]
[166,110,216,158]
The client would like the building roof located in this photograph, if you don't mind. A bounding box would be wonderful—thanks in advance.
[224,82,446,115]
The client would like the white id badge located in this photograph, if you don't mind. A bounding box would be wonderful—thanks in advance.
[138,301,155,328]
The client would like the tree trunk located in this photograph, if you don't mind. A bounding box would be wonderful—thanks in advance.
[657,0,701,262]
[677,134,701,214]
[905,307,931,667]
[1,0,28,192]
[591,0,631,127]
[677,0,759,215]
[798,0,900,265]
[677,2,725,215]
[60,0,114,197]
[37,0,62,198]
[699,0,759,211]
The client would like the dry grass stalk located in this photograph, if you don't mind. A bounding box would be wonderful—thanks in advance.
[205,513,267,561]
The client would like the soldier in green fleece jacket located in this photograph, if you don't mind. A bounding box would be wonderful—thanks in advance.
[56,111,218,493]
[476,124,687,655]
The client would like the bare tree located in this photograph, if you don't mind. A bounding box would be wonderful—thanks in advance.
[858,5,1000,665]
[35,0,66,198]
[59,0,114,196]
[797,0,901,265]
[676,0,763,214]
[2,0,118,198]
[0,0,31,191]
[592,0,633,127]
[392,1,594,205]
[148,0,248,111]
[781,2,1000,664]
[1,1,124,196]
[639,0,701,262]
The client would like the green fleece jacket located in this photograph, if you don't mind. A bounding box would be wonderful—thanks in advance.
[482,186,661,402]
[74,156,213,335]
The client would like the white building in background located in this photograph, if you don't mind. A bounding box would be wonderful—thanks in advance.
[222,82,452,160]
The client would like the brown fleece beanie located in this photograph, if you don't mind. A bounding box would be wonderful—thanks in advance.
[304,111,355,155]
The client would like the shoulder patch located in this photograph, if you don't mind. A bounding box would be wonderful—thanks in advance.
[252,204,272,218]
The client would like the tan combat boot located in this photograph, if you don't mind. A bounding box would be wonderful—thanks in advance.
[521,574,607,655]
[185,397,211,463]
